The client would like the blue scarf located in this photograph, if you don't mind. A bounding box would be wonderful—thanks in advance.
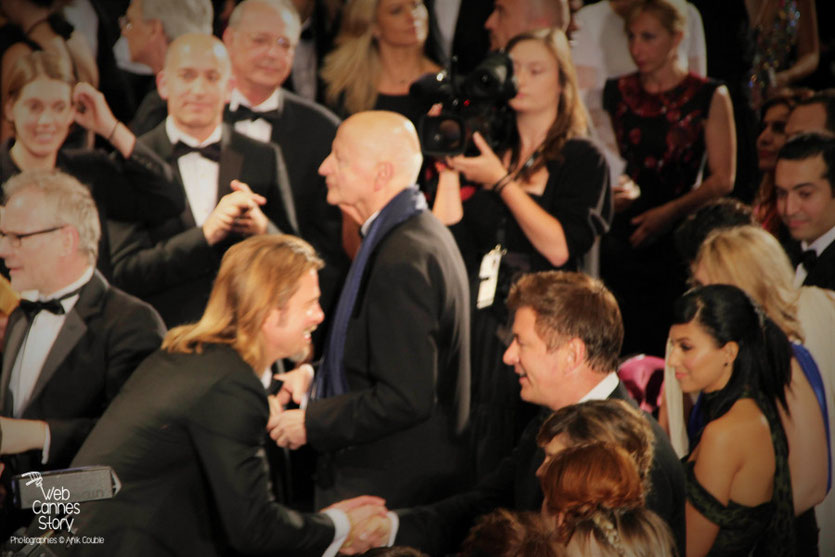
[313,186,427,398]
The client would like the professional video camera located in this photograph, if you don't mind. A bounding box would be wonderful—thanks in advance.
[410,51,518,157]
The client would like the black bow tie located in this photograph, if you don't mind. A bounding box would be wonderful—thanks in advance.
[19,298,65,318]
[227,105,280,124]
[801,249,818,272]
[18,285,85,320]
[172,141,221,162]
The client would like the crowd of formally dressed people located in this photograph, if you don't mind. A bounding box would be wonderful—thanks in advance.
[0,0,833,555]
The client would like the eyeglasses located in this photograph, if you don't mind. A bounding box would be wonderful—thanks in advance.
[0,226,65,248]
[244,32,294,51]
[118,15,134,31]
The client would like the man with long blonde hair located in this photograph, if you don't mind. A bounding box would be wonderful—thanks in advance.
[63,235,386,556]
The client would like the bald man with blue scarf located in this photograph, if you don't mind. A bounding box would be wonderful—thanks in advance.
[269,111,472,514]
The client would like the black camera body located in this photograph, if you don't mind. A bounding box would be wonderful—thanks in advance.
[410,51,518,157]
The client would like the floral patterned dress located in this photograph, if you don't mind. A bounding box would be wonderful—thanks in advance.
[601,72,720,356]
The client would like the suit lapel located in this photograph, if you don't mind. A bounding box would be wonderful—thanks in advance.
[0,312,29,416]
[806,239,835,288]
[20,274,105,415]
[217,125,242,202]
[147,123,196,229]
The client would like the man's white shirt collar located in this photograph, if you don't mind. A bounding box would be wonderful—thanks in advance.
[228,88,282,114]
[360,210,382,237]
[165,117,222,148]
[578,372,620,402]
[802,223,835,256]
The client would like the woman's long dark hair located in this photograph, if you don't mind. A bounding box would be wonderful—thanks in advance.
[672,284,792,422]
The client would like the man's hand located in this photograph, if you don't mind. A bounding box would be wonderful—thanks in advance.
[266,394,283,434]
[324,496,389,555]
[202,190,266,245]
[274,364,314,407]
[343,514,392,554]
[269,408,307,449]
[0,417,47,455]
[229,180,269,236]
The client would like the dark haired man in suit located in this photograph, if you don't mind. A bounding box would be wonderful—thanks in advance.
[776,132,835,291]
[345,271,685,556]
[109,32,298,327]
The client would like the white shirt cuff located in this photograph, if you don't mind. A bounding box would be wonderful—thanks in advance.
[321,508,350,557]
[41,423,51,465]
[386,511,399,546]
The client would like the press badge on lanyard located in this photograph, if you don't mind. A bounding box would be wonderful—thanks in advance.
[477,245,505,309]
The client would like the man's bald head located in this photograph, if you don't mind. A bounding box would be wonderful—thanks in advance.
[319,111,423,223]
[344,111,423,183]
[164,33,231,74]
[159,33,232,141]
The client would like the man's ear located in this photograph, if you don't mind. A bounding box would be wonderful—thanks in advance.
[563,337,587,373]
[60,225,80,257]
[148,19,166,42]
[156,70,168,100]
[373,161,394,191]
[222,26,234,48]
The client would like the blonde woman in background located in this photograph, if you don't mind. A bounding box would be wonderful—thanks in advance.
[320,0,440,126]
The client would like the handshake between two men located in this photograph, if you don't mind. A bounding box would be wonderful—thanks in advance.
[267,365,396,554]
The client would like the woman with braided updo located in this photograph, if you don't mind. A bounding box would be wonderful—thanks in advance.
[540,442,677,557]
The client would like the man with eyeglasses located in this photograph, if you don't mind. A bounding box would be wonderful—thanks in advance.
[222,0,347,341]
[119,0,215,136]
[0,169,165,537]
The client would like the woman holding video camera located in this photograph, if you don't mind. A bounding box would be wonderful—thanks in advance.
[431,28,611,482]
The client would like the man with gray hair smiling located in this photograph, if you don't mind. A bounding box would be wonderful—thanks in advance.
[223,0,346,328]
[0,169,165,536]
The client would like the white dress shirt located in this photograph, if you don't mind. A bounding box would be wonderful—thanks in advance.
[165,117,222,226]
[229,88,282,144]
[9,266,95,461]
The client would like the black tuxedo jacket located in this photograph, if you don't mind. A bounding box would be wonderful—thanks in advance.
[0,142,183,281]
[305,211,471,510]
[0,271,165,474]
[224,90,348,309]
[425,0,493,73]
[109,122,298,327]
[395,382,686,557]
[66,344,334,557]
[802,240,835,291]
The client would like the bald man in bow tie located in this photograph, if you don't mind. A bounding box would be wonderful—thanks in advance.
[109,32,299,327]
